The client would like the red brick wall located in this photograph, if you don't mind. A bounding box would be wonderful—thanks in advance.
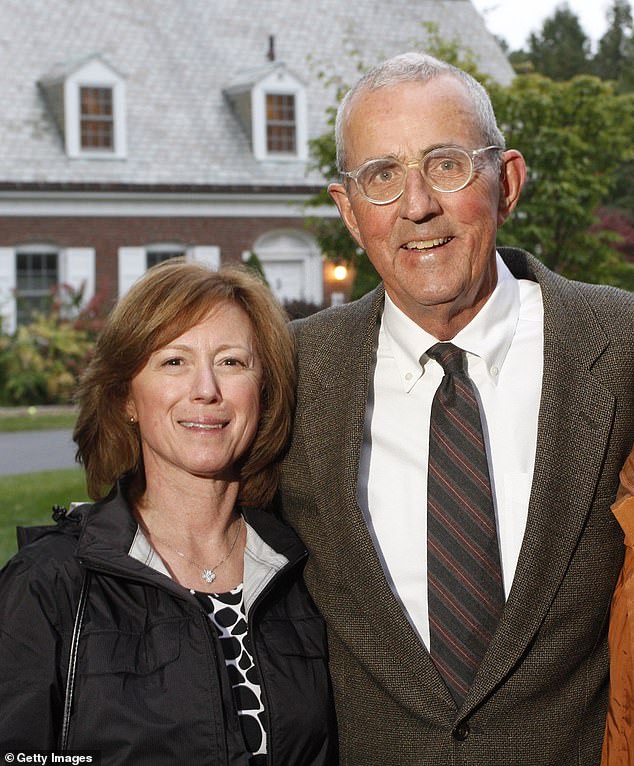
[2,214,327,307]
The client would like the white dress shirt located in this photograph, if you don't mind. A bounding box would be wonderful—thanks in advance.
[357,253,544,648]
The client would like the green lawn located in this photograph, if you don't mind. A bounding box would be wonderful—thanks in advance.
[0,412,77,432]
[0,468,88,566]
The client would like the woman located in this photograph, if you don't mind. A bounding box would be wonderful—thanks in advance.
[603,446,634,766]
[0,259,338,765]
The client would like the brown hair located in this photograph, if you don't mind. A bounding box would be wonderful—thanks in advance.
[73,258,295,506]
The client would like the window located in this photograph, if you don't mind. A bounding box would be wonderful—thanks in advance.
[146,247,185,269]
[16,250,58,325]
[0,247,95,334]
[80,86,114,150]
[118,246,220,298]
[266,94,296,154]
[39,56,127,159]
[223,63,308,163]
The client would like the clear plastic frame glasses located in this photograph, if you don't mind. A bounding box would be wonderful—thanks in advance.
[341,145,504,205]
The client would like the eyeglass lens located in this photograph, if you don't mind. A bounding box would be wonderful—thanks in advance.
[357,147,473,201]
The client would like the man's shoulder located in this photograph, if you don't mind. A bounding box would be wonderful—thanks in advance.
[500,246,634,319]
[291,285,383,342]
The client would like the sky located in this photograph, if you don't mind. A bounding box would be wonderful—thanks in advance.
[470,0,630,51]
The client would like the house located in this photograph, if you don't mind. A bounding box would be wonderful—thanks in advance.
[0,0,514,333]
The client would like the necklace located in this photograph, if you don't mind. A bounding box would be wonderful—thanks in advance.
[142,516,243,584]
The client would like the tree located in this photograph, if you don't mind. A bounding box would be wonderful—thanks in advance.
[592,0,634,92]
[490,73,634,285]
[526,4,592,80]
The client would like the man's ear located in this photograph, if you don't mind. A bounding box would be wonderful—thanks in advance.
[328,182,366,250]
[497,149,527,226]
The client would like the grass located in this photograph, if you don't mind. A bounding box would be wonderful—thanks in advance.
[0,468,88,566]
[0,412,77,432]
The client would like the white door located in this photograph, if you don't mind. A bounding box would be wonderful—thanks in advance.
[263,260,304,303]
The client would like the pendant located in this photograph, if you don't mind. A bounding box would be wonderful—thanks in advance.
[201,569,216,584]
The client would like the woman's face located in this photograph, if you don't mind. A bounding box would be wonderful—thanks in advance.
[127,301,263,487]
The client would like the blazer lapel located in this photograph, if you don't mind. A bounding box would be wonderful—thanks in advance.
[464,250,617,709]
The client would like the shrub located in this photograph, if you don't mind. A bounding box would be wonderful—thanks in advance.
[0,284,105,406]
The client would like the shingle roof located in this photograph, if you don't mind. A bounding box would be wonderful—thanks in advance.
[0,0,514,188]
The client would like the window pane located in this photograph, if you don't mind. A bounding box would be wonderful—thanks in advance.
[146,250,184,269]
[16,251,58,324]
[81,87,113,116]
[266,94,296,154]
[81,119,114,148]
[80,86,114,149]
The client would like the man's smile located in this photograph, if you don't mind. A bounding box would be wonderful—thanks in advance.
[403,236,453,251]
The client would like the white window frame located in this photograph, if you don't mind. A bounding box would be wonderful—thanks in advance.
[117,245,221,298]
[65,58,127,159]
[0,246,95,334]
[252,70,307,162]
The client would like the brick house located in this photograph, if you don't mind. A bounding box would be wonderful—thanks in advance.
[0,0,514,333]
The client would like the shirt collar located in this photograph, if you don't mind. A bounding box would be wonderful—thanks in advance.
[382,251,520,391]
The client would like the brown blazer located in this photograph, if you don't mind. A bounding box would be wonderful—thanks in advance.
[280,248,634,766]
[602,449,634,766]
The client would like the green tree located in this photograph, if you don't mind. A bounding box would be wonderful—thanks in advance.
[592,0,634,92]
[491,73,634,285]
[526,4,592,80]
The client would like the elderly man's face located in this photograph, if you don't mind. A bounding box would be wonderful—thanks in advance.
[329,76,525,337]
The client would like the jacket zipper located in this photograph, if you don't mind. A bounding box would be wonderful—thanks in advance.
[246,552,308,766]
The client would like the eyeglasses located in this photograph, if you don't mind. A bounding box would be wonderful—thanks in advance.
[341,145,504,205]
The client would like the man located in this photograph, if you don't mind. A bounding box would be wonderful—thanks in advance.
[279,52,634,764]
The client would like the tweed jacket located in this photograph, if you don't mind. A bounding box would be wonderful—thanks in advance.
[280,248,634,766]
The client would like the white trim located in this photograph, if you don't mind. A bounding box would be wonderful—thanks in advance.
[0,245,96,332]
[117,246,146,298]
[0,192,339,219]
[0,247,16,335]
[118,244,222,298]
[59,247,96,308]
[252,229,323,305]
[65,58,127,160]
[252,69,308,163]
[189,246,221,269]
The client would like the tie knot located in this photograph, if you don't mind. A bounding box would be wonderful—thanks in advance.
[427,342,465,374]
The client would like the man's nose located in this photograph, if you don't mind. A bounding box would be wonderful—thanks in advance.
[398,163,442,220]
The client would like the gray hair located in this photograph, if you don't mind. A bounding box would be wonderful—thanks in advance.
[335,51,505,172]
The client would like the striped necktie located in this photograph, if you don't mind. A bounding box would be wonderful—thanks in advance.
[426,342,504,705]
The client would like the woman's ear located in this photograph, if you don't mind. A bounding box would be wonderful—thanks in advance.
[497,149,527,226]
[125,398,138,424]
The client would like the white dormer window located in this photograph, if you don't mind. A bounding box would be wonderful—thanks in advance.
[39,55,127,160]
[224,62,307,163]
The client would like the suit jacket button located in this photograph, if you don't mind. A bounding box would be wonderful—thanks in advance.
[452,722,470,741]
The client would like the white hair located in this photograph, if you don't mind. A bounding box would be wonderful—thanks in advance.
[335,51,505,172]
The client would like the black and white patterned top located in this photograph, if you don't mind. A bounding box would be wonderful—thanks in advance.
[194,585,267,765]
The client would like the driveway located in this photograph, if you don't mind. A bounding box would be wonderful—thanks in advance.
[0,429,78,476]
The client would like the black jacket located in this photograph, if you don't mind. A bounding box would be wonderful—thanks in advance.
[0,484,338,765]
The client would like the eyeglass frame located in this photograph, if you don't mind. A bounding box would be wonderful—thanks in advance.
[339,145,505,205]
